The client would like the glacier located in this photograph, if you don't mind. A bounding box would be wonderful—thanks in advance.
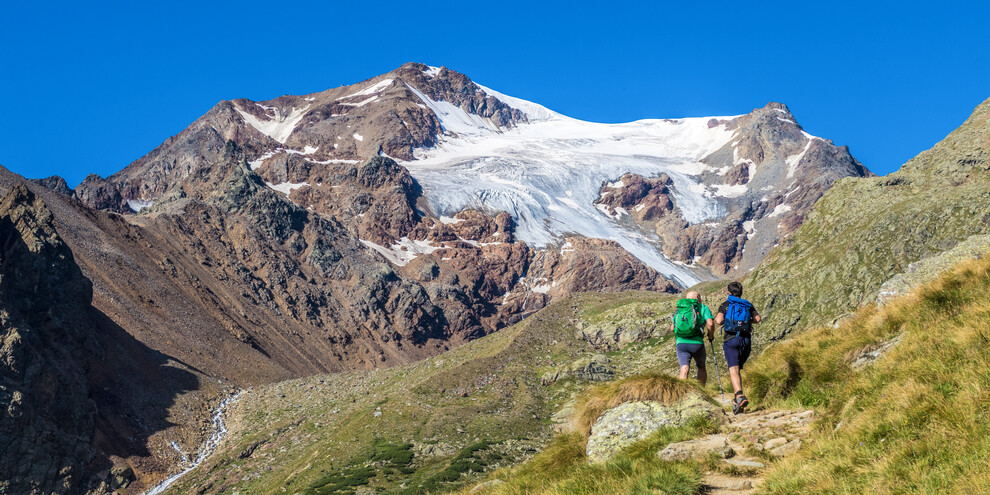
[400,81,742,287]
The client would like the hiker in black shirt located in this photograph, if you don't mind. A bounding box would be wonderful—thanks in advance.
[715,282,761,414]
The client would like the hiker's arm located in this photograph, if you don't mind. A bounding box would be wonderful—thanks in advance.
[752,309,761,324]
[715,313,725,325]
[706,318,714,340]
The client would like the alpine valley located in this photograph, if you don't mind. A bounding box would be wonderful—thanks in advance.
[10,62,989,495]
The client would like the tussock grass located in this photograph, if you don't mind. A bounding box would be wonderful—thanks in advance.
[747,253,990,493]
[456,420,713,495]
[573,373,697,437]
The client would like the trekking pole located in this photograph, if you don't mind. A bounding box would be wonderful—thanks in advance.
[709,338,724,397]
[701,291,724,397]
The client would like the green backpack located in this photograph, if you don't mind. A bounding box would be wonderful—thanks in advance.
[673,299,703,339]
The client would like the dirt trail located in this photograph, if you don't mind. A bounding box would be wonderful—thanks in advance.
[699,399,815,494]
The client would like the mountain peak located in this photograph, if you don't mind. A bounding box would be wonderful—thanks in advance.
[763,101,791,114]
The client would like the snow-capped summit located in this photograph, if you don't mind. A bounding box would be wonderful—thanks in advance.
[95,62,870,287]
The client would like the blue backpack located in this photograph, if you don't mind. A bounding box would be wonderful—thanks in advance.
[723,295,753,338]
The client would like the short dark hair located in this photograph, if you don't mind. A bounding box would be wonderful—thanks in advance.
[727,282,743,297]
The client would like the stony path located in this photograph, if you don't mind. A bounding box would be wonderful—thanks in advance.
[660,398,816,494]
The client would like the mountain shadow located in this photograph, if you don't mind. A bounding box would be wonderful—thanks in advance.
[0,184,200,494]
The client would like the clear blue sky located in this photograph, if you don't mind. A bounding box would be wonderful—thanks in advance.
[2,1,988,186]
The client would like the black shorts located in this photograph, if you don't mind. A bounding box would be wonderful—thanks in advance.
[676,343,707,367]
[723,336,752,369]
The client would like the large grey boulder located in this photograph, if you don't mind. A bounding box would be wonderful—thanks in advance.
[585,394,724,463]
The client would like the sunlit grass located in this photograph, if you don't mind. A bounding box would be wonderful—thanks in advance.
[747,254,990,493]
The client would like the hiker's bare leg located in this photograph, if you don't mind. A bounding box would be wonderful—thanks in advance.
[729,366,743,393]
[679,365,690,380]
[697,364,707,386]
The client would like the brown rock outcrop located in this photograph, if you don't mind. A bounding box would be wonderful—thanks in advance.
[74,174,128,213]
[594,173,676,222]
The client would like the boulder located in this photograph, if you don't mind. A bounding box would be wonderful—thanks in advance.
[657,434,734,461]
[725,458,765,469]
[763,437,788,450]
[768,438,802,457]
[585,394,724,463]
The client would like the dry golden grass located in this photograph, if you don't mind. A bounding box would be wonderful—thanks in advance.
[747,253,990,494]
[572,372,697,437]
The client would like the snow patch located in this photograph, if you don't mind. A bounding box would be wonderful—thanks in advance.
[339,79,394,100]
[248,150,278,170]
[711,184,749,198]
[785,138,815,179]
[305,158,359,165]
[236,104,310,144]
[406,82,498,137]
[768,204,792,218]
[265,181,310,197]
[475,83,562,123]
[743,220,756,239]
[439,215,464,224]
[530,284,552,294]
[127,199,154,212]
[340,96,379,107]
[360,237,440,266]
[353,133,364,141]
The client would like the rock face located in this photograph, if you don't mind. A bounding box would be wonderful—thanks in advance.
[29,175,74,196]
[877,234,990,305]
[74,174,128,213]
[594,103,872,277]
[0,184,206,493]
[585,394,724,463]
[541,354,615,384]
[745,97,990,342]
[0,184,96,493]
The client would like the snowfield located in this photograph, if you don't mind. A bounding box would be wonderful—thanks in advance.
[236,104,310,144]
[401,81,741,286]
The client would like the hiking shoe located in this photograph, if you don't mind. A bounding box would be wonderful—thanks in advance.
[733,394,749,415]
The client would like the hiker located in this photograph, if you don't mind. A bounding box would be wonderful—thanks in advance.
[671,290,715,386]
[715,282,761,414]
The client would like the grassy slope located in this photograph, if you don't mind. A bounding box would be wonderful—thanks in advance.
[163,291,697,494]
[745,97,990,342]
[747,254,990,493]
[459,254,990,495]
[455,374,723,495]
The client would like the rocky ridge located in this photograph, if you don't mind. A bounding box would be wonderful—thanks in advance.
[745,97,990,342]
[595,103,872,275]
